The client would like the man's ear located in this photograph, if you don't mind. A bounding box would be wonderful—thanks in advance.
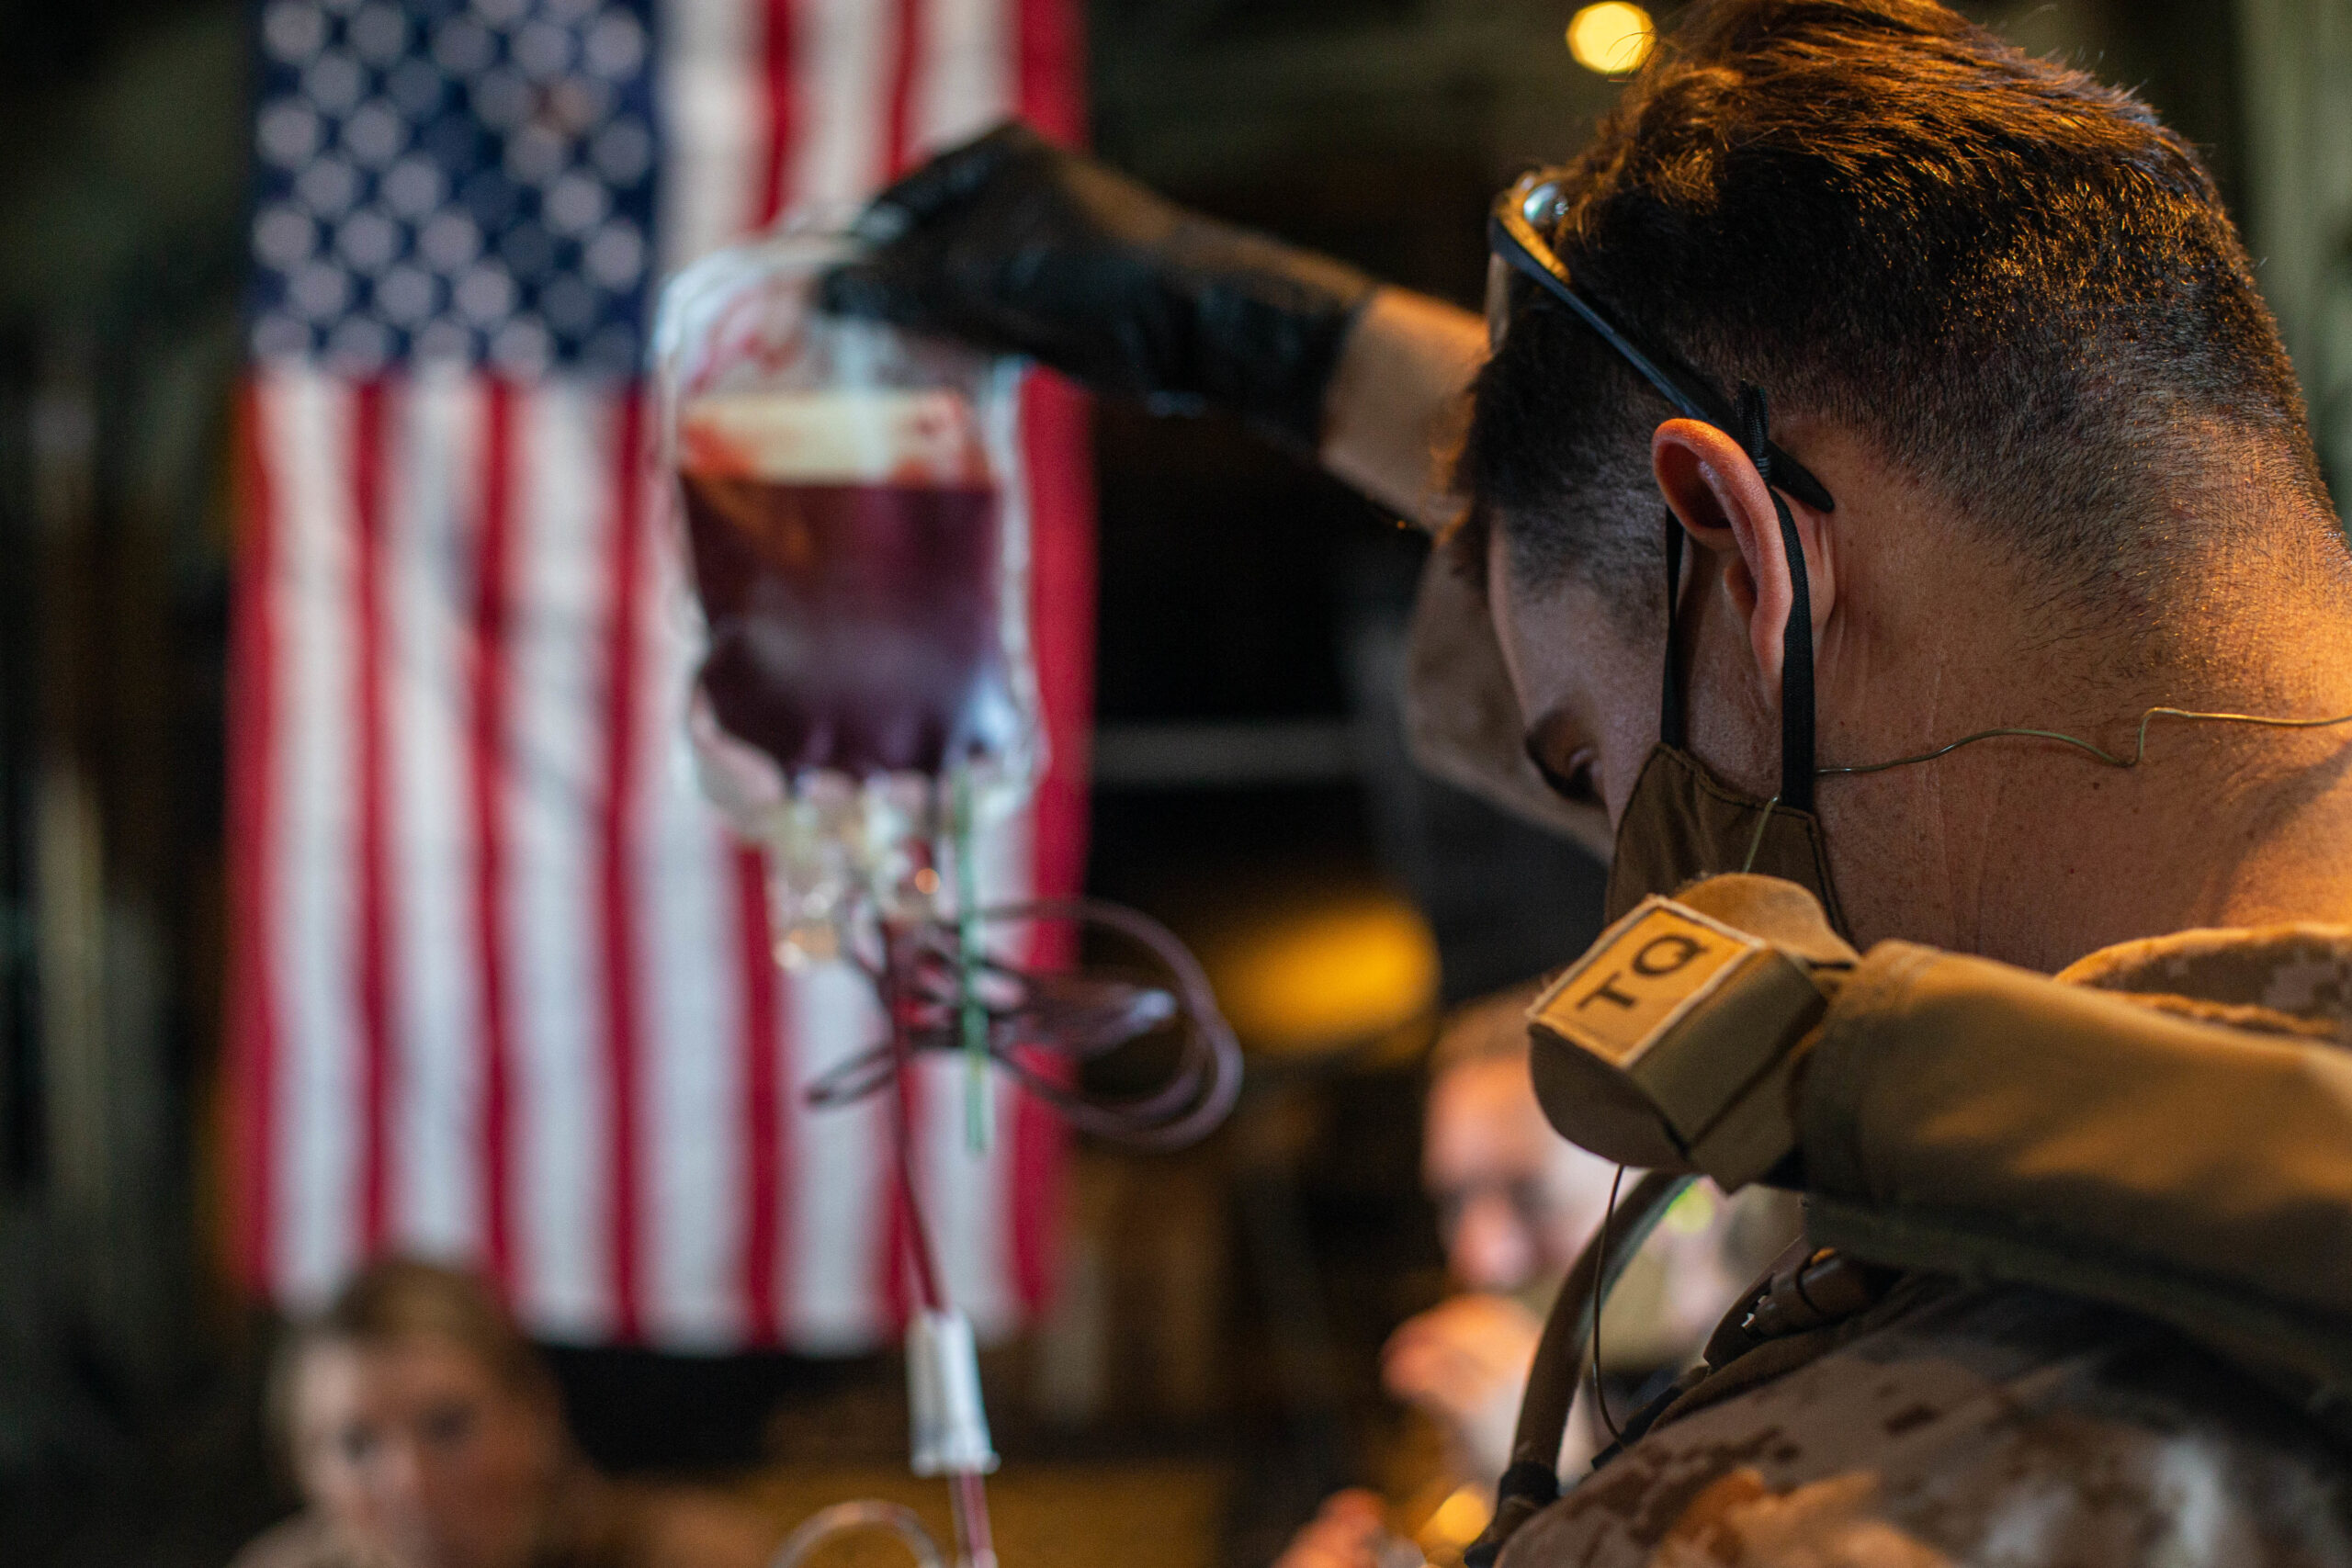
[1650,417,1835,690]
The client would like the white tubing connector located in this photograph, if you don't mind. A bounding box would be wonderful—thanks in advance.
[906,1308,999,1476]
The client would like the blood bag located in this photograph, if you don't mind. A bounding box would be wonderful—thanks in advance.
[655,223,1238,1154]
[653,227,1241,1568]
[653,228,1040,958]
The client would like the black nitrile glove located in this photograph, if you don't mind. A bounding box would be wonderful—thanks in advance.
[820,121,1378,457]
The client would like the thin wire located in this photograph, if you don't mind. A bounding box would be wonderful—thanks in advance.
[1819,705,2352,779]
[1738,795,1780,874]
[1589,1165,1628,1443]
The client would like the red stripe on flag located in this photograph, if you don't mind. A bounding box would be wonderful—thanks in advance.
[229,380,283,1293]
[1017,0,1088,146]
[754,0,797,227]
[734,848,786,1344]
[599,391,649,1341]
[1008,370,1093,1313]
[1020,380,1096,951]
[1009,0,1091,1316]
[885,0,922,178]
[882,1047,920,1331]
[472,380,518,1300]
[352,379,396,1255]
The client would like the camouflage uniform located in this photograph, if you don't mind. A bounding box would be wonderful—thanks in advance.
[1498,926,2352,1568]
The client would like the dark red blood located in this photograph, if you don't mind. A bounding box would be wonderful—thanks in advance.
[684,474,1011,777]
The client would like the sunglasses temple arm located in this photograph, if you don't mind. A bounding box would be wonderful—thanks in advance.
[1487,215,1837,515]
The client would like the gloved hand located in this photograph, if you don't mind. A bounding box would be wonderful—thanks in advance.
[1525,875,1859,1190]
[820,121,1378,456]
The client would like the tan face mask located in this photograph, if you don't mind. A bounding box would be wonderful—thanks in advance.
[1601,745,1846,931]
[1599,396,1849,936]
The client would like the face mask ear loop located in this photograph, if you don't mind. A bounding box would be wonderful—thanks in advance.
[1660,514,1687,750]
[1736,386,1816,816]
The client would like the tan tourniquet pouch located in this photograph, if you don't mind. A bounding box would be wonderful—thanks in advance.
[1798,935,2352,1420]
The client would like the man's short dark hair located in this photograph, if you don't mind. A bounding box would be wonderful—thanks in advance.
[1460,0,2335,629]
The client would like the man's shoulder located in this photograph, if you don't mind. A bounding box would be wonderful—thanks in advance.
[1502,1280,2352,1567]
[2056,921,2352,1039]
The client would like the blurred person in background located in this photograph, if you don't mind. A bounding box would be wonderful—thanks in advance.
[1277,989,1797,1568]
[232,1259,775,1568]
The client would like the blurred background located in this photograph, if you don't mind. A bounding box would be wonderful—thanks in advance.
[0,1,2344,1565]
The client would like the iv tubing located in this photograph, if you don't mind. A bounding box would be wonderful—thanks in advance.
[952,772,991,1155]
[771,1502,945,1568]
[886,927,996,1568]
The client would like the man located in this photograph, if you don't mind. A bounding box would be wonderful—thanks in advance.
[824,0,2352,1559]
[1279,990,1795,1568]
[1403,988,1795,1485]
[1396,988,1612,1503]
[234,1259,775,1568]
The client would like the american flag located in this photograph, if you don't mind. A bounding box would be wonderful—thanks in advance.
[228,0,1092,1351]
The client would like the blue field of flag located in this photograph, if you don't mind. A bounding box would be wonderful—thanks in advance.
[246,0,660,377]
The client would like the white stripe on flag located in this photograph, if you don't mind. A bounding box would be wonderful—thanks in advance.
[786,958,892,1350]
[911,0,1025,1335]
[505,382,617,1341]
[792,0,896,216]
[911,0,1014,160]
[911,1050,1012,1337]
[263,368,363,1308]
[657,0,768,272]
[638,479,751,1348]
[389,369,487,1261]
[916,807,1031,1340]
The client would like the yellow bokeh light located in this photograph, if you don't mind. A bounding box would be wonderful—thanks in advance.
[1206,891,1439,1055]
[1419,1484,1495,1554]
[1567,2,1655,76]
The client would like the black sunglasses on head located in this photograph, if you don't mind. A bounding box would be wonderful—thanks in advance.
[1487,173,1836,515]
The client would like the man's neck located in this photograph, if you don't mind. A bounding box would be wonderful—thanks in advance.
[1821,550,2352,972]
